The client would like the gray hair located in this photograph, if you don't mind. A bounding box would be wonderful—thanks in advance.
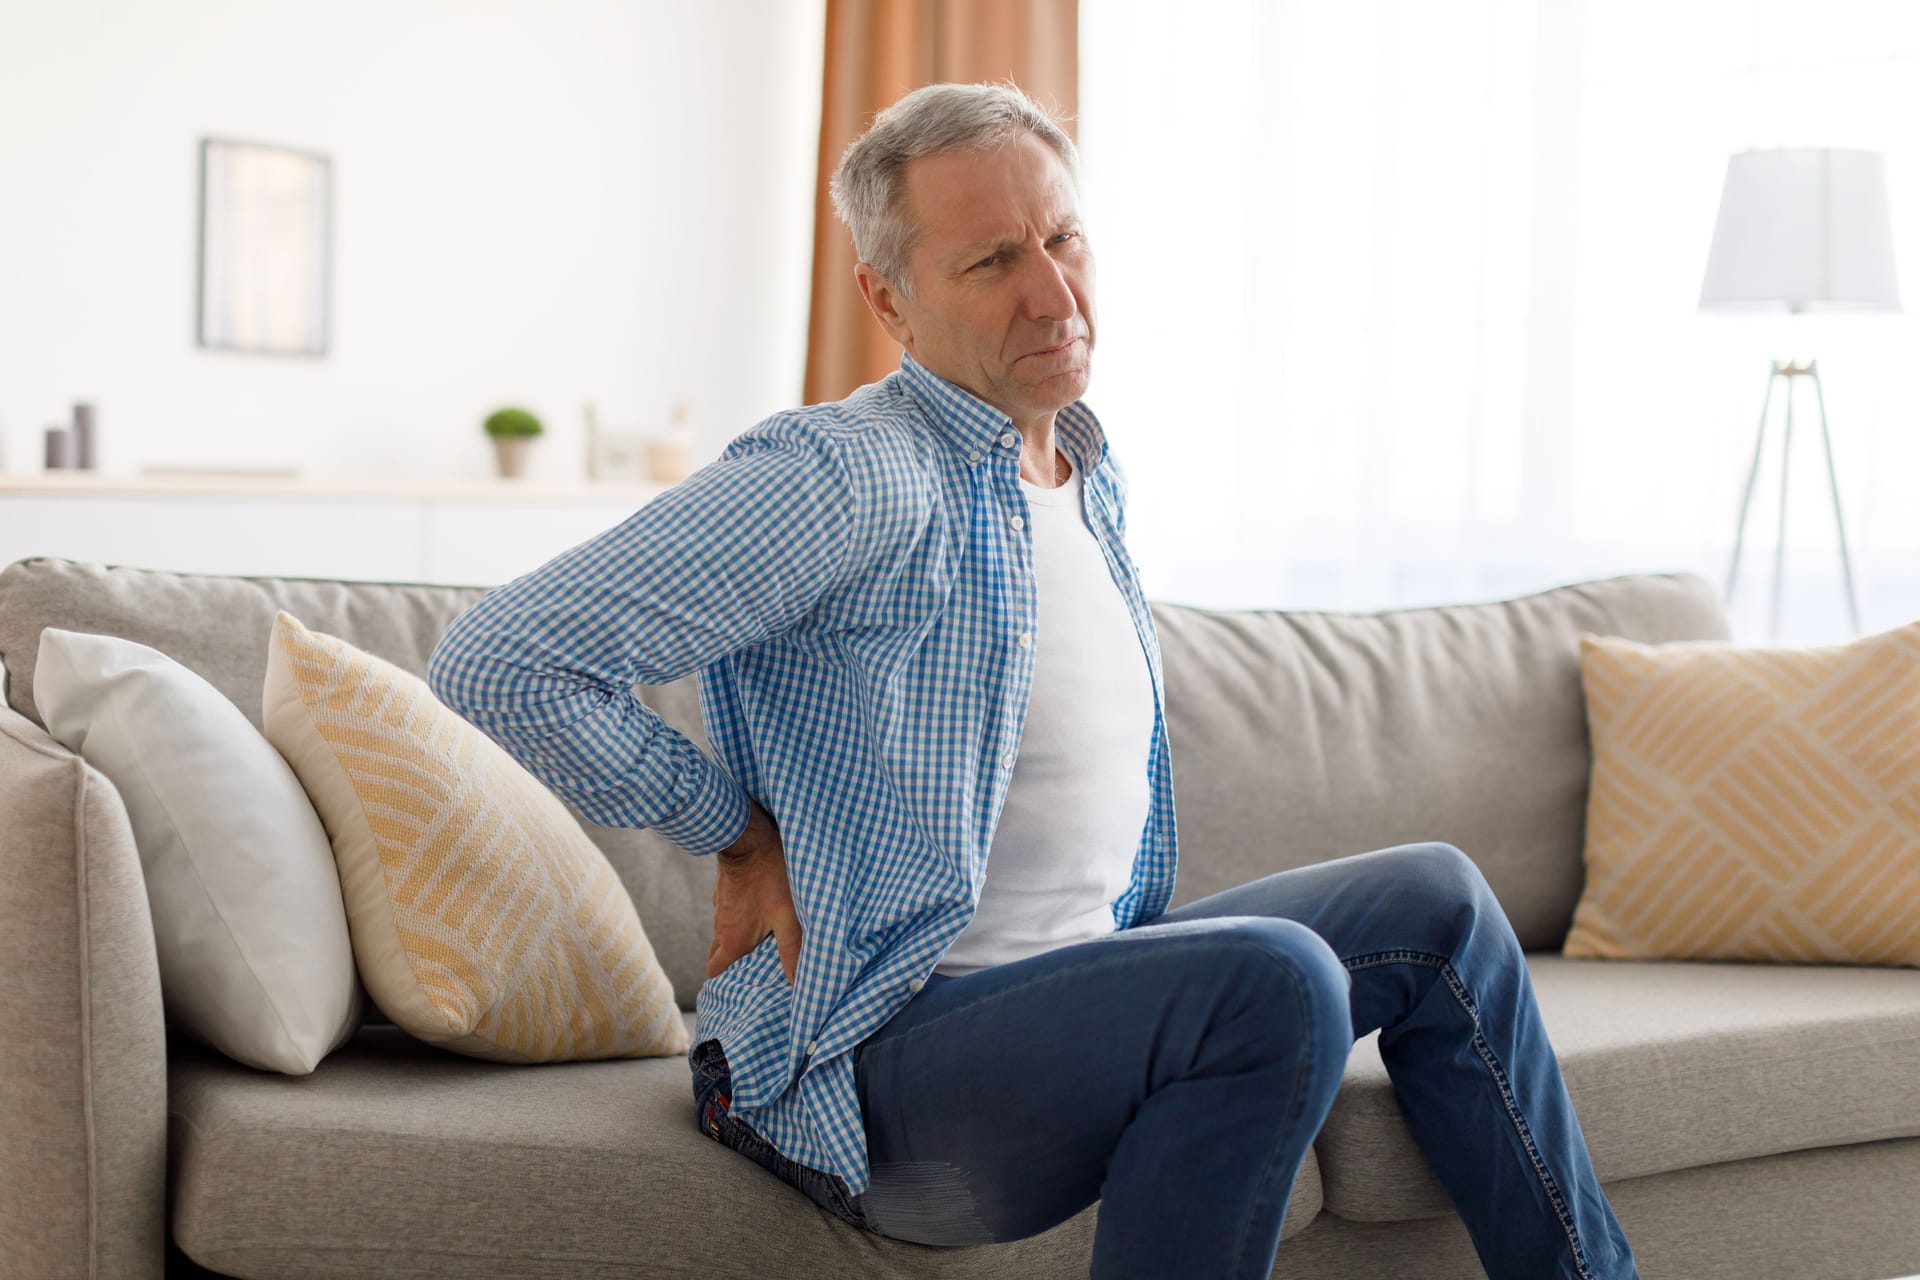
[828,80,1079,299]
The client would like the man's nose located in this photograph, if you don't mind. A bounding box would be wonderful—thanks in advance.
[1018,247,1078,322]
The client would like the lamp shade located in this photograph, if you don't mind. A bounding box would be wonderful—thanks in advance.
[1698,147,1902,313]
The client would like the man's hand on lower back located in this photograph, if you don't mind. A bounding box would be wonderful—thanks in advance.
[707,796,803,985]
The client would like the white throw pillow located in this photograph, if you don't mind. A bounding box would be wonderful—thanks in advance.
[34,627,364,1073]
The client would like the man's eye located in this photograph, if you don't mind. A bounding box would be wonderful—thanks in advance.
[972,255,999,270]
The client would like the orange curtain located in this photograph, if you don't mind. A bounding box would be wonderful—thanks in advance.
[802,0,1078,405]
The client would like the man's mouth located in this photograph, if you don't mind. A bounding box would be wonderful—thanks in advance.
[1024,337,1081,359]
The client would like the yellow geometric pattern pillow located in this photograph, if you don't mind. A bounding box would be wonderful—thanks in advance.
[1565,621,1920,967]
[261,610,689,1062]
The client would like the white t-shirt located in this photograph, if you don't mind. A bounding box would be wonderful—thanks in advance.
[933,453,1158,977]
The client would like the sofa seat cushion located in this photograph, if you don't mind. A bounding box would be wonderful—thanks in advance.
[168,1012,1322,1279]
[1315,953,1920,1222]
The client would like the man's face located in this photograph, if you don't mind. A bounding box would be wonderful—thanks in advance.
[860,131,1096,430]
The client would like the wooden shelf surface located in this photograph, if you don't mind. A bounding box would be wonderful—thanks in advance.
[0,469,670,505]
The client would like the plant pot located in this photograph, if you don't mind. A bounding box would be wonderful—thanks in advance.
[491,435,534,479]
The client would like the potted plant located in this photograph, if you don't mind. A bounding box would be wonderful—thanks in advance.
[483,406,544,479]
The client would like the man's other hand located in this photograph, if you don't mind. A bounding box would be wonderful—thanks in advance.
[707,796,803,985]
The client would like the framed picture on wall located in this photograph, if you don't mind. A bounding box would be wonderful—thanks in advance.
[196,137,332,357]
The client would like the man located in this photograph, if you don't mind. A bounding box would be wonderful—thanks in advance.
[427,82,1639,1280]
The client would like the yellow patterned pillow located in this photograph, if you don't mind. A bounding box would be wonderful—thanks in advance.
[261,610,688,1061]
[1565,621,1920,967]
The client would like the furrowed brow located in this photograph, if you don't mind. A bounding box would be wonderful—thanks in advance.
[954,234,1019,264]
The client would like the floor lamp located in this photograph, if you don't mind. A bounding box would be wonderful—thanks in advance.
[1698,147,1902,643]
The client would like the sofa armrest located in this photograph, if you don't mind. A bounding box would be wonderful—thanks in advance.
[0,700,167,1278]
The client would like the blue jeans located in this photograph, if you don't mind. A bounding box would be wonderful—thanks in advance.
[691,842,1639,1280]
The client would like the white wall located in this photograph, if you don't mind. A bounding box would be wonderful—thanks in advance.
[0,0,826,481]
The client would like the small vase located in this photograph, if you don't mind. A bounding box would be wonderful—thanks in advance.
[491,435,533,479]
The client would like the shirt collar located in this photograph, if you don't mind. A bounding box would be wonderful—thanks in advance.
[896,350,1111,478]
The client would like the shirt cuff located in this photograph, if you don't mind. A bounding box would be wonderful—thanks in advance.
[653,750,751,856]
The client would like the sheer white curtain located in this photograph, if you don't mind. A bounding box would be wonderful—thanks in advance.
[1078,0,1920,645]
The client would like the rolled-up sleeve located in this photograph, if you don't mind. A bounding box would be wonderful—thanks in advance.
[425,414,855,855]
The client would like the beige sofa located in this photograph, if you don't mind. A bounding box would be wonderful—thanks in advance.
[2,554,1917,1280]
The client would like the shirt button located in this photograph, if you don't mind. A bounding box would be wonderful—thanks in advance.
[1001,751,1016,769]
[908,978,924,993]
[1017,631,1032,648]
[999,431,1017,447]
[967,451,982,465]
[1009,515,1025,531]
[805,1039,817,1055]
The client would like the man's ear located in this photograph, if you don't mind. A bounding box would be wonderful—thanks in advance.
[854,262,914,349]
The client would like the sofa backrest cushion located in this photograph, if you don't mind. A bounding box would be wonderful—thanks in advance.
[1149,571,1730,948]
[0,557,718,1012]
[0,558,1730,999]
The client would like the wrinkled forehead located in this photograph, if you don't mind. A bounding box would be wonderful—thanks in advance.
[905,135,1083,254]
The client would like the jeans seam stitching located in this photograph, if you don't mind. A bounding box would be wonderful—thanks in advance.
[1439,961,1595,1280]
[1342,949,1446,972]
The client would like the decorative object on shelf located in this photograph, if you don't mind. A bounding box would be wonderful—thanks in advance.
[483,405,545,479]
[582,401,650,483]
[1699,146,1902,643]
[43,425,75,470]
[70,401,97,469]
[644,400,694,485]
[197,137,332,358]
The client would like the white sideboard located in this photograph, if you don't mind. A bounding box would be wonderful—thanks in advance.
[0,471,669,588]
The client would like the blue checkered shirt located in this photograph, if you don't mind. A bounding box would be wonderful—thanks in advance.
[425,351,1179,1196]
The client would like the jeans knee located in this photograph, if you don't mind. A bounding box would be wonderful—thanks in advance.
[1419,840,1486,891]
[1391,842,1521,958]
[1386,841,1496,913]
[1208,919,1352,1090]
